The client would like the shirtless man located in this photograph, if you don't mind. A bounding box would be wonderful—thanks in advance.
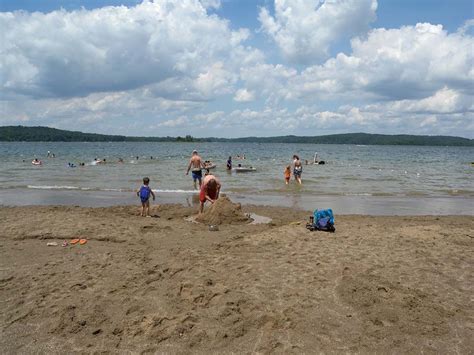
[199,173,221,213]
[186,150,205,189]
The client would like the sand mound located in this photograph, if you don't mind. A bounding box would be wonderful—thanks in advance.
[195,197,250,225]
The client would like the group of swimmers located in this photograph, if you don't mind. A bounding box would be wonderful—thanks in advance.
[33,148,312,216]
[30,150,56,164]
[136,149,311,217]
[32,151,160,167]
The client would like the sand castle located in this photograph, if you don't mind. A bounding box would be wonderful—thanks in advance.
[194,196,250,225]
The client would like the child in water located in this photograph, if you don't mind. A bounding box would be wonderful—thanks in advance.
[136,177,156,217]
[284,165,291,185]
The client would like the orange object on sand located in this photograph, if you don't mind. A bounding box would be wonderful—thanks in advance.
[79,239,87,245]
[70,239,80,245]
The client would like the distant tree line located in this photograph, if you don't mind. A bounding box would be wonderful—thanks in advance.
[205,133,474,146]
[0,126,472,146]
[0,126,201,142]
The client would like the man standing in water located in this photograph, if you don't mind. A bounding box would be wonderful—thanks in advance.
[186,150,205,189]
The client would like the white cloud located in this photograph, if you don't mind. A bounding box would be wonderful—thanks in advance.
[1,1,472,138]
[199,0,221,9]
[194,62,236,98]
[156,115,190,128]
[233,88,255,102]
[239,63,297,104]
[240,21,474,125]
[259,0,377,64]
[0,86,203,134]
[184,102,474,137]
[0,0,255,100]
[458,18,474,35]
[290,23,474,101]
[384,88,473,114]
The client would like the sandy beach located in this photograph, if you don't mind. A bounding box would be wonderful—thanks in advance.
[0,201,473,353]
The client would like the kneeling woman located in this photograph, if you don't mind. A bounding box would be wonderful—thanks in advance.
[199,174,221,213]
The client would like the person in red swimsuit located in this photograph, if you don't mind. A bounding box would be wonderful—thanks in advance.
[199,173,221,213]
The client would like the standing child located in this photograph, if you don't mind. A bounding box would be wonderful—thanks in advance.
[137,177,156,217]
[284,165,291,184]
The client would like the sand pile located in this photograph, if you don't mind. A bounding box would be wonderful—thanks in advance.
[195,196,250,225]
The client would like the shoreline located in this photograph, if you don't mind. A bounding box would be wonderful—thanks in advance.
[1,187,473,215]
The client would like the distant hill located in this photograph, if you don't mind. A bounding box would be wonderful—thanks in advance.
[207,133,474,146]
[0,126,193,142]
[1,126,473,146]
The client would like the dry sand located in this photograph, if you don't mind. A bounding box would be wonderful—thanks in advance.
[0,202,473,354]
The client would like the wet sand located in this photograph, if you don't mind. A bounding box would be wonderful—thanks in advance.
[2,187,474,215]
[0,203,473,353]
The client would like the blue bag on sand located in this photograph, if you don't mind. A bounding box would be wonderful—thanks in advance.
[312,209,335,232]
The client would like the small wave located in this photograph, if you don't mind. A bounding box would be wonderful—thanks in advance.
[371,192,396,197]
[23,185,200,194]
[152,189,197,194]
[26,185,132,192]
[102,188,133,192]
[342,192,373,196]
[364,177,401,182]
[27,185,81,190]
[437,189,474,196]
[342,176,360,181]
[403,191,429,197]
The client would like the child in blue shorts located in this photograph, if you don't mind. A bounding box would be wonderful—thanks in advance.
[136,177,156,217]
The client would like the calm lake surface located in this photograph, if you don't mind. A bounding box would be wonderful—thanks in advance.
[1,142,473,214]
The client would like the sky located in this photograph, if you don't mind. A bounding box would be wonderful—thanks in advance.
[0,0,473,138]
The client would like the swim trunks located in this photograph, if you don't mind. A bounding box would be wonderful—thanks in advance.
[293,167,302,177]
[192,169,202,181]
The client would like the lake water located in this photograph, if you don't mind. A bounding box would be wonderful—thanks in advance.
[1,142,473,215]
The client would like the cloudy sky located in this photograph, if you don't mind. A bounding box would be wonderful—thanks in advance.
[1,0,473,138]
